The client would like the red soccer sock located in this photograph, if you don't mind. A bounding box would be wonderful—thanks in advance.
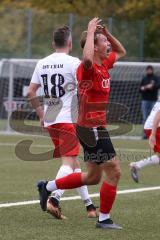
[100,181,117,214]
[55,172,83,189]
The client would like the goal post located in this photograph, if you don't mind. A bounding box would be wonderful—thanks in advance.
[0,59,38,133]
[0,58,160,137]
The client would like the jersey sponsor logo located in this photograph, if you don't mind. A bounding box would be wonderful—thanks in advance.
[102,78,110,88]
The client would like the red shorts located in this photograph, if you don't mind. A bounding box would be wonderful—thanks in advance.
[144,128,160,153]
[47,123,80,158]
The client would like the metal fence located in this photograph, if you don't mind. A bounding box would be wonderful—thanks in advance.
[0,8,145,61]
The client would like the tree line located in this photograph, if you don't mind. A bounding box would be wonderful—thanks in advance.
[0,0,159,60]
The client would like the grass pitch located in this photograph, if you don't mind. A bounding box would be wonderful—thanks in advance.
[0,133,160,240]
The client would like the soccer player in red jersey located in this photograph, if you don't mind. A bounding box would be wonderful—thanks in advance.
[39,18,126,229]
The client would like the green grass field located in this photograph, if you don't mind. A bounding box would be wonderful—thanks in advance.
[0,119,144,136]
[0,133,160,240]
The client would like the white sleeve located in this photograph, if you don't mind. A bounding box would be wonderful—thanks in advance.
[31,64,41,85]
[157,102,160,111]
[71,58,81,79]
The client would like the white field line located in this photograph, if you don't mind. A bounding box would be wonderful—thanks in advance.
[0,143,52,148]
[0,186,160,209]
[0,142,149,152]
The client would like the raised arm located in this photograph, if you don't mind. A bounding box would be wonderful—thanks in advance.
[82,18,101,69]
[98,25,126,60]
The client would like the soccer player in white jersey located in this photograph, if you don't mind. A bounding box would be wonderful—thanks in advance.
[28,26,97,219]
[130,100,160,183]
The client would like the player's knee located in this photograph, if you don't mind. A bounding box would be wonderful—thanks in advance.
[61,156,76,169]
[112,161,121,177]
[110,166,121,185]
[105,164,121,185]
[112,160,121,179]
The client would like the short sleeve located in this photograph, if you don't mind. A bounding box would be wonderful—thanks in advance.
[71,58,81,79]
[103,51,116,69]
[31,64,41,85]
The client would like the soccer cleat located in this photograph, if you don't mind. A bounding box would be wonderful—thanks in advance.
[86,204,98,218]
[130,162,139,183]
[96,218,122,229]
[37,180,50,211]
[47,197,67,220]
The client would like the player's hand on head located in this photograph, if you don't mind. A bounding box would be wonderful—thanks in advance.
[96,24,103,31]
[96,24,109,36]
[149,134,156,150]
[87,17,102,33]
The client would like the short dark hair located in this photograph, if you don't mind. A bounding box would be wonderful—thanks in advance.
[146,65,153,71]
[80,29,104,49]
[53,26,71,48]
[80,31,98,49]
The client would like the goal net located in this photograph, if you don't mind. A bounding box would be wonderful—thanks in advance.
[0,59,160,138]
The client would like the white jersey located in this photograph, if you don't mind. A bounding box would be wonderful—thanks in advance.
[144,101,160,129]
[31,52,80,127]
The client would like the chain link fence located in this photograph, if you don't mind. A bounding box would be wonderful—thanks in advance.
[0,8,145,61]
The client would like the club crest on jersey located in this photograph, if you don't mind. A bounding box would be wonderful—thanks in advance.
[102,78,110,88]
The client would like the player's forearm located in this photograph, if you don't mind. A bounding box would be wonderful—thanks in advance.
[141,84,153,91]
[107,32,126,59]
[28,91,44,119]
[151,111,160,135]
[83,31,94,68]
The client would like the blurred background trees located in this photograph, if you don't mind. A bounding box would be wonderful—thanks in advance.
[0,0,159,61]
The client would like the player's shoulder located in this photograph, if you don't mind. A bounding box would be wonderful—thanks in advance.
[43,54,79,63]
[35,54,52,69]
[66,55,80,63]
[37,53,54,64]
[36,54,80,71]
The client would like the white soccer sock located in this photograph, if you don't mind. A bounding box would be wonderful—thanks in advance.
[74,168,92,207]
[135,155,160,170]
[99,212,110,222]
[46,165,73,193]
[46,180,57,192]
[50,165,73,201]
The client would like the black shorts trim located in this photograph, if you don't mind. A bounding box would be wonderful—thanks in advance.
[76,125,116,164]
